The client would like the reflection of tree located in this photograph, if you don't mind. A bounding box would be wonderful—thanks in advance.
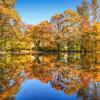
[25,54,99,96]
[77,77,100,100]
[77,87,89,100]
[29,53,100,97]
[50,67,82,95]
[0,54,32,99]
[0,53,100,99]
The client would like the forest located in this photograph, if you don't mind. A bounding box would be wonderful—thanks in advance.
[0,0,100,53]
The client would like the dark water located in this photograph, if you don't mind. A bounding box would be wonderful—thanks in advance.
[0,53,100,100]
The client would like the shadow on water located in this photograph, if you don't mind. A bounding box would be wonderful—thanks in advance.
[0,52,100,100]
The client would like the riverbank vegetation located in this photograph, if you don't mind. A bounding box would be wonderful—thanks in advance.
[0,0,100,53]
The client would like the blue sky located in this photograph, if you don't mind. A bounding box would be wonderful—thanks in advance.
[15,0,82,24]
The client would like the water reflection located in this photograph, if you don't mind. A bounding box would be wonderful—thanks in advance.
[0,53,100,100]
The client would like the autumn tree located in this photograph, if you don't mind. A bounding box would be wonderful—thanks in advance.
[0,0,31,51]
[51,14,64,52]
[27,21,55,51]
[77,0,100,52]
[51,10,81,52]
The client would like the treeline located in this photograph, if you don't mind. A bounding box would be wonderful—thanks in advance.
[26,0,100,52]
[0,0,100,52]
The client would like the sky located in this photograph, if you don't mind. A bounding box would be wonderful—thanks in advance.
[15,0,82,25]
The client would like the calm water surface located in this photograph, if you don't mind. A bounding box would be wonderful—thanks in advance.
[0,53,100,100]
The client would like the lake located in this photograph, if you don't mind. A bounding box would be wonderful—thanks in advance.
[0,53,100,100]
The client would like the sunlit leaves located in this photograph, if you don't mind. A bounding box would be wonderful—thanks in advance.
[0,6,20,21]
